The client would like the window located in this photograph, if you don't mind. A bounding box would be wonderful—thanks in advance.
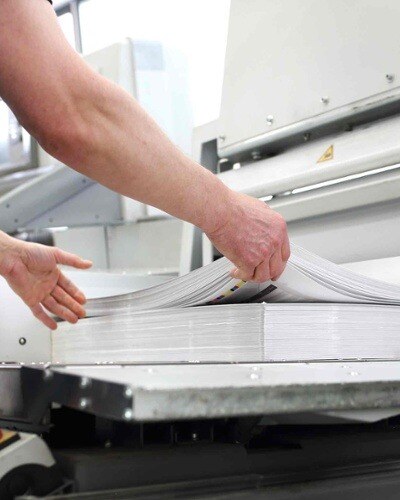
[79,0,231,128]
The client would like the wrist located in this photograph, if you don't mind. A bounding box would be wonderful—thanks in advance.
[198,178,236,235]
[0,232,22,276]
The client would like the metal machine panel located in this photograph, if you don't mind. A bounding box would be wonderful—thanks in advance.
[22,362,400,423]
[218,113,400,200]
[107,219,183,274]
[288,197,400,263]
[52,226,109,269]
[219,0,400,157]
[0,165,122,233]
[28,182,122,230]
[0,276,50,364]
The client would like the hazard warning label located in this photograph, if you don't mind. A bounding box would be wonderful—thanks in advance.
[317,145,334,163]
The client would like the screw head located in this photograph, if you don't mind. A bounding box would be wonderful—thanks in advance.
[79,377,91,389]
[266,115,274,126]
[123,408,133,421]
[303,133,311,142]
[218,135,226,142]
[79,397,90,409]
[251,150,261,161]
[124,386,133,398]
[19,337,27,346]
[320,96,329,104]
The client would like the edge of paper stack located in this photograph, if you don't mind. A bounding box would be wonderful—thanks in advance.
[53,243,400,364]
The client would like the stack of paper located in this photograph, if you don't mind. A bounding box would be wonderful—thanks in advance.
[52,243,400,365]
[53,303,400,364]
[86,243,400,317]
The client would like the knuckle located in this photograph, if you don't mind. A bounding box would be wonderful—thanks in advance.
[244,254,258,268]
[270,235,281,248]
[259,242,272,259]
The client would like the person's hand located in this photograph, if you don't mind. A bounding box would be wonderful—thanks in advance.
[0,235,92,330]
[205,192,290,283]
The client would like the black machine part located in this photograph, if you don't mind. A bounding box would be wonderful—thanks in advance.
[0,464,62,500]
[14,408,400,500]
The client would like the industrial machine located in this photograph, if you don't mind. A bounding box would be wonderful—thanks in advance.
[3,0,400,498]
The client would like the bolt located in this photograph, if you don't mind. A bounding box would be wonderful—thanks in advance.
[266,115,274,126]
[192,432,199,441]
[303,133,311,142]
[251,150,261,161]
[320,96,329,104]
[79,398,90,409]
[386,74,395,83]
[19,337,27,346]
[79,377,91,389]
[123,408,133,421]
[124,386,133,398]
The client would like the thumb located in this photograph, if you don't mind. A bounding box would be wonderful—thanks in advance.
[54,248,92,269]
[229,267,254,281]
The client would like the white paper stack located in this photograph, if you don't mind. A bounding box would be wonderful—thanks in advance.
[54,243,400,365]
[53,303,400,364]
[85,243,400,317]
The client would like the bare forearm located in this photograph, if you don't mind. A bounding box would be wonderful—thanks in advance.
[46,77,232,233]
[0,0,230,232]
[0,0,290,284]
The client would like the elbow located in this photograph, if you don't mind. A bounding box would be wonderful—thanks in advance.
[33,112,92,167]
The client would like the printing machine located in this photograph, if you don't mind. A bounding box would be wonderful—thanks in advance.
[4,0,400,498]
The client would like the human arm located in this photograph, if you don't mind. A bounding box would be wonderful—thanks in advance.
[0,0,290,282]
[0,230,92,330]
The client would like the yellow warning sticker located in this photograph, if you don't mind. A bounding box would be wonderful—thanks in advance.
[0,429,18,445]
[317,145,334,163]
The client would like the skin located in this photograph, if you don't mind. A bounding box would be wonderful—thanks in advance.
[0,0,290,329]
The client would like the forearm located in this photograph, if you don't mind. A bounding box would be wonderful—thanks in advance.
[44,77,232,233]
[0,1,231,234]
[0,0,290,285]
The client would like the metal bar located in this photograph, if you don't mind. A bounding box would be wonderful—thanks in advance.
[21,362,400,423]
[218,88,400,161]
[70,0,83,53]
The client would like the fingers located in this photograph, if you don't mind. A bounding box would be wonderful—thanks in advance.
[42,295,79,324]
[282,234,291,263]
[58,271,87,304]
[30,304,58,330]
[54,248,92,270]
[253,259,271,283]
[230,265,256,281]
[270,251,286,281]
[240,243,289,284]
[52,285,86,318]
